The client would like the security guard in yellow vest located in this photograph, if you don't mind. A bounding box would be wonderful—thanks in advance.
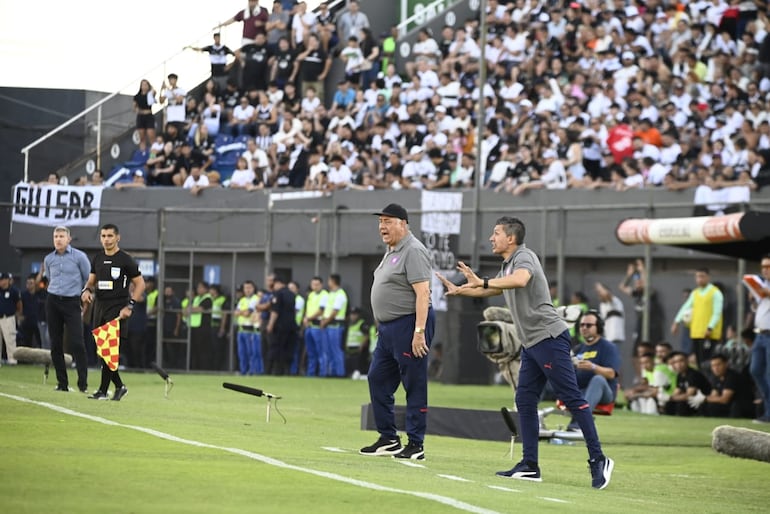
[321,273,348,377]
[303,276,328,376]
[672,268,724,369]
[345,307,370,377]
[188,281,212,370]
[234,280,262,375]
[209,284,229,371]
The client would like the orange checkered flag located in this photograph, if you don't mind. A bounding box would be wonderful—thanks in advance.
[92,318,120,371]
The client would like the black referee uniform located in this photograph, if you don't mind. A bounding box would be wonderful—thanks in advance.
[88,248,142,399]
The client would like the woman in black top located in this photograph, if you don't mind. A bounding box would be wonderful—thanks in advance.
[133,79,157,151]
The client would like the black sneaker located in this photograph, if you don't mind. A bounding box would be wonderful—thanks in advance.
[589,455,614,489]
[88,390,109,400]
[54,385,71,392]
[359,436,402,456]
[496,460,542,482]
[112,385,128,401]
[393,441,425,461]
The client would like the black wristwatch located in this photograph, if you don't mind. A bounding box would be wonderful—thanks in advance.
[483,276,489,289]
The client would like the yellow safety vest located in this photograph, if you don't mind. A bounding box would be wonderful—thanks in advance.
[236,295,258,327]
[346,319,367,349]
[294,294,305,326]
[306,290,328,320]
[146,289,159,320]
[189,293,211,328]
[690,284,723,340]
[212,295,226,326]
[369,324,378,353]
[323,288,348,321]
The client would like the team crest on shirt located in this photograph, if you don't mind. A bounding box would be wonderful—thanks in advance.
[110,267,121,279]
[390,256,400,265]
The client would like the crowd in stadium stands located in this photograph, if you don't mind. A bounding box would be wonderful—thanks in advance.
[69,0,767,208]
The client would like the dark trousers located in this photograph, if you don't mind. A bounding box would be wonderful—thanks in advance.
[516,331,604,463]
[267,328,296,376]
[92,300,126,392]
[190,325,212,370]
[46,295,88,391]
[691,338,717,371]
[368,308,435,445]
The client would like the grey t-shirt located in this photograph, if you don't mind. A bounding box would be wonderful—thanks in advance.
[371,232,432,323]
[498,244,567,348]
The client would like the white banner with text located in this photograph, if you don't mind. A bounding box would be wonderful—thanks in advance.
[12,183,103,227]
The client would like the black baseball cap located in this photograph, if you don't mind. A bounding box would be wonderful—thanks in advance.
[373,203,408,223]
[0,272,11,280]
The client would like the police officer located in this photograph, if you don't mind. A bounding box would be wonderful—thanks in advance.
[0,272,22,367]
[39,226,90,390]
[266,274,298,376]
[81,223,145,401]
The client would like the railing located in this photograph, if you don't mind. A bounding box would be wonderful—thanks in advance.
[397,0,466,36]
[18,27,235,184]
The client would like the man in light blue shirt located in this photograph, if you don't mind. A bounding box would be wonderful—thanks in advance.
[39,226,91,392]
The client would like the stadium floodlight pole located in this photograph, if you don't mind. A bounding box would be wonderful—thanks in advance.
[471,0,489,272]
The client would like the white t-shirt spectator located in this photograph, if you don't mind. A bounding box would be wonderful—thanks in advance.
[647,163,670,186]
[229,168,256,187]
[541,159,567,189]
[183,174,209,189]
[327,164,352,186]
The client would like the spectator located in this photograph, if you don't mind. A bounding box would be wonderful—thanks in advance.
[337,0,370,42]
[291,33,332,100]
[183,165,210,195]
[315,1,338,52]
[218,0,269,48]
[266,1,290,53]
[160,73,186,133]
[133,79,157,151]
[188,33,236,93]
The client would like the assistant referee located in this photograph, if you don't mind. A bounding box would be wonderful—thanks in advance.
[39,226,91,392]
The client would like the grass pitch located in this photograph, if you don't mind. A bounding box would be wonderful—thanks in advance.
[1,365,768,514]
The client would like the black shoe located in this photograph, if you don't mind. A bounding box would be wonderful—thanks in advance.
[393,441,425,461]
[54,385,71,392]
[359,436,402,456]
[112,385,128,401]
[78,387,88,393]
[88,390,109,400]
[496,460,542,482]
[589,455,614,489]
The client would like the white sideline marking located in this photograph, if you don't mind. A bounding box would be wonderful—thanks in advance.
[1,393,500,514]
[321,446,347,453]
[438,474,472,482]
[487,485,521,493]
[397,461,426,468]
[539,497,569,504]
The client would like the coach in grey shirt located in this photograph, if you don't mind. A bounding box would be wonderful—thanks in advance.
[360,203,435,461]
[39,226,91,392]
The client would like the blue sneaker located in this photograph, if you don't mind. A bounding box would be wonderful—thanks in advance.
[589,456,614,489]
[496,460,542,482]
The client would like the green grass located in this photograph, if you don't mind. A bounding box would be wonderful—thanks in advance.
[1,365,769,514]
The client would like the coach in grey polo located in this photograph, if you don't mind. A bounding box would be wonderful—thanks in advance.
[360,203,435,461]
[40,226,91,392]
